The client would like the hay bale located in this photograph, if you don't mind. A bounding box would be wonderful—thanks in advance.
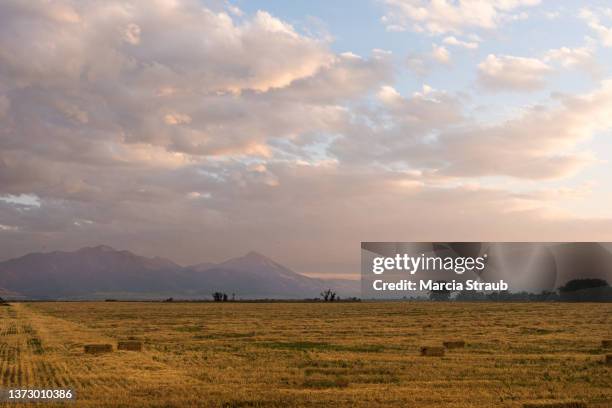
[420,346,444,357]
[443,340,465,349]
[606,354,612,365]
[602,339,612,348]
[117,341,142,351]
[84,344,113,354]
[523,402,586,408]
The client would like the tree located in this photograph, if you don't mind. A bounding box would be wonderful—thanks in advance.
[558,278,611,302]
[535,290,559,301]
[320,289,337,302]
[558,279,609,293]
[428,280,451,301]
[486,290,512,301]
[455,290,486,301]
[213,292,231,302]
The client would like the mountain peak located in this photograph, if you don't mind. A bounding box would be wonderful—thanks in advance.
[79,245,117,253]
[218,250,282,271]
[243,251,270,261]
[0,246,360,299]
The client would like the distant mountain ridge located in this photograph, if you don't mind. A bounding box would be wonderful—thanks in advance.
[0,246,359,300]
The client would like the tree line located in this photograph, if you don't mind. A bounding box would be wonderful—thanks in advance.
[429,278,611,301]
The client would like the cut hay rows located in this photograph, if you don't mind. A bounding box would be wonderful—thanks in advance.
[606,355,612,365]
[84,344,113,354]
[1,322,17,336]
[602,339,612,348]
[27,337,44,355]
[1,301,609,407]
[523,402,587,408]
[420,346,445,356]
[0,303,199,406]
[117,341,142,351]
[0,305,76,389]
[442,340,465,349]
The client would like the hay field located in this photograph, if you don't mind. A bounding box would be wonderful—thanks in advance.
[0,302,610,407]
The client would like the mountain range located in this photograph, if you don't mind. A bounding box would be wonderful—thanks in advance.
[0,246,359,300]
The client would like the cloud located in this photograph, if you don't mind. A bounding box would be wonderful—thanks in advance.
[2,161,611,275]
[431,44,451,64]
[405,54,430,77]
[477,43,600,90]
[443,36,479,49]
[405,45,452,76]
[477,54,552,91]
[122,23,141,45]
[333,79,612,180]
[580,8,612,47]
[543,43,601,78]
[0,1,334,93]
[545,46,594,68]
[381,0,541,35]
[163,113,192,126]
[0,0,392,163]
[544,11,561,20]
[0,0,392,212]
[377,85,402,104]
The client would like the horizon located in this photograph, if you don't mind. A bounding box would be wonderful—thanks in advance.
[0,243,363,284]
[0,243,361,279]
[3,242,611,295]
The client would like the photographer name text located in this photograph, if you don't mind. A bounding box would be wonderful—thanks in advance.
[372,279,508,292]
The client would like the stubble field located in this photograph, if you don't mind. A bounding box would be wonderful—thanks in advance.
[0,302,610,407]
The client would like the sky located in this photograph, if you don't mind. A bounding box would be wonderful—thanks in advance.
[1,0,612,278]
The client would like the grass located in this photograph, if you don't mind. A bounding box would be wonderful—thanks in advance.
[0,302,609,407]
